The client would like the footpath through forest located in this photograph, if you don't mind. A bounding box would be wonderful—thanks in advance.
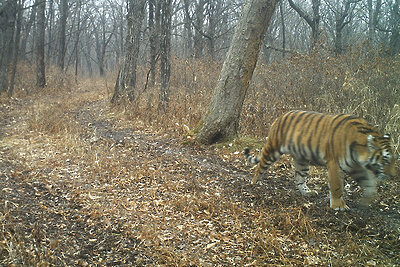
[0,85,399,266]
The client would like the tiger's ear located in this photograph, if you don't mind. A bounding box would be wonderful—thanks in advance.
[367,135,376,151]
[383,133,390,139]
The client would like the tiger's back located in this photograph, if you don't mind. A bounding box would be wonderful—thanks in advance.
[245,110,396,210]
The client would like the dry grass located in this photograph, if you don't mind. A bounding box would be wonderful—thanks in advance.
[0,48,399,265]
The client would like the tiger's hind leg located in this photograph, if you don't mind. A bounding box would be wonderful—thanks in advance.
[293,160,314,196]
[250,145,281,185]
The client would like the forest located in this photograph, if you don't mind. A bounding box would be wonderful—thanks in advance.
[0,0,400,265]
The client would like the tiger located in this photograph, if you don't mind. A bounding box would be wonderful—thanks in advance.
[244,110,396,210]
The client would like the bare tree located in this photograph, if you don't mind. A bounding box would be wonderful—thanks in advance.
[9,0,24,96]
[35,0,46,87]
[20,3,36,59]
[112,0,146,103]
[93,7,115,77]
[0,0,17,93]
[183,0,193,57]
[74,0,82,79]
[389,0,400,55]
[367,0,382,42]
[327,0,359,55]
[159,0,172,111]
[195,0,279,144]
[148,0,160,87]
[279,0,286,58]
[47,0,55,63]
[288,0,321,49]
[58,0,68,71]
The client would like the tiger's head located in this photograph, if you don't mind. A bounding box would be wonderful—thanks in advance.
[367,134,397,180]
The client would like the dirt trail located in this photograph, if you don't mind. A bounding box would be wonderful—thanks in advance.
[0,96,399,265]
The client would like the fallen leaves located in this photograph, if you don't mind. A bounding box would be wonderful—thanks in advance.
[0,90,399,266]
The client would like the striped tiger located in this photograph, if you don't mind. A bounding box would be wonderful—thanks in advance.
[244,110,396,210]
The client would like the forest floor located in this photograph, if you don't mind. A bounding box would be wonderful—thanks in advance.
[0,83,399,266]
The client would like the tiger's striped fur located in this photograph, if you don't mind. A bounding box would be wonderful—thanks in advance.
[244,110,396,210]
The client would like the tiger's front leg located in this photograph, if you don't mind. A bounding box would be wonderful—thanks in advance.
[327,161,349,210]
[357,170,378,206]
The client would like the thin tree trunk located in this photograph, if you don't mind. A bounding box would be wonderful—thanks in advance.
[20,4,35,59]
[288,0,320,50]
[195,0,279,144]
[158,0,172,112]
[389,0,400,55]
[35,0,46,88]
[58,0,68,71]
[0,0,17,93]
[194,0,205,58]
[9,0,24,96]
[74,0,81,80]
[183,0,193,58]
[47,0,54,63]
[149,0,158,87]
[279,1,286,59]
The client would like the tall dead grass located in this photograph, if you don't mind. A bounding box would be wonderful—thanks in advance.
[113,47,400,155]
[7,46,400,154]
[242,46,400,153]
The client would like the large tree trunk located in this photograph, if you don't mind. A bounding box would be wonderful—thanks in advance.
[112,0,146,103]
[35,0,46,88]
[195,0,279,144]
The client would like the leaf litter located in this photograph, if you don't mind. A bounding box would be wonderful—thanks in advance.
[0,89,399,266]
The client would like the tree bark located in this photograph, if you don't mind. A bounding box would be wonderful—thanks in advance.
[195,0,279,144]
[333,0,355,55]
[58,0,68,71]
[112,0,146,103]
[389,0,400,55]
[158,0,172,112]
[288,0,320,49]
[279,0,286,59]
[9,0,24,96]
[0,0,17,93]
[20,3,35,59]
[74,0,81,79]
[367,0,382,42]
[35,0,46,88]
[194,0,205,58]
[148,0,159,87]
[183,0,193,58]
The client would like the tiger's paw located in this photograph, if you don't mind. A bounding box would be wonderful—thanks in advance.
[330,198,350,211]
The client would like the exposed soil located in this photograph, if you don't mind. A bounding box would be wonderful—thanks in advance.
[0,91,399,266]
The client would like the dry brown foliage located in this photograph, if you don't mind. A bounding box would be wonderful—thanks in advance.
[0,48,399,265]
